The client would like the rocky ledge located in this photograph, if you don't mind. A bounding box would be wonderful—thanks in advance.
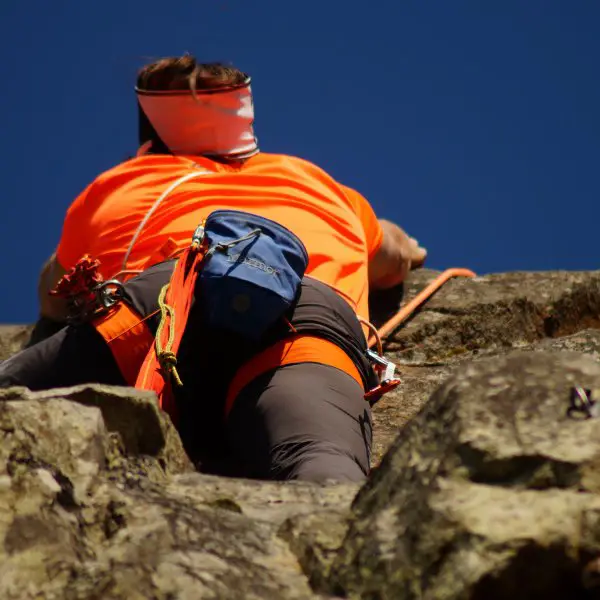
[2,268,600,599]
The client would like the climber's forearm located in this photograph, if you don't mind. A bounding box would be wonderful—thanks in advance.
[368,221,413,289]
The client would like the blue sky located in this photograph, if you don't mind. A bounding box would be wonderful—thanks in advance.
[1,1,598,322]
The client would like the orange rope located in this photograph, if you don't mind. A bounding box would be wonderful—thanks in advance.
[368,268,476,348]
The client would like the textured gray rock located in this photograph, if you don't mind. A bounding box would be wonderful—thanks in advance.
[0,324,32,361]
[329,351,600,599]
[370,329,600,465]
[370,269,600,463]
[371,269,600,361]
[0,386,356,599]
[3,269,600,598]
[1,384,194,480]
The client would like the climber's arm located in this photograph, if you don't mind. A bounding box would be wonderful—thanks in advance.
[36,181,95,324]
[368,219,427,290]
[37,253,68,321]
[339,184,426,289]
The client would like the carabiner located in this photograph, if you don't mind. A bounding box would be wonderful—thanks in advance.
[367,349,397,382]
[96,279,125,309]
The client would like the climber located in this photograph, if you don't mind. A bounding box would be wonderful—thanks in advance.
[2,55,427,483]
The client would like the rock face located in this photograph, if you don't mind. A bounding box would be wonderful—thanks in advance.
[0,384,358,599]
[329,350,600,599]
[0,324,32,362]
[1,268,600,598]
[369,269,600,463]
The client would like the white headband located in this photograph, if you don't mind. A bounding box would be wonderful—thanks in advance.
[136,79,259,159]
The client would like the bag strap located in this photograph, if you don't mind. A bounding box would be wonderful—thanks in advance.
[135,226,208,420]
[92,302,157,386]
[225,334,364,417]
[118,168,210,277]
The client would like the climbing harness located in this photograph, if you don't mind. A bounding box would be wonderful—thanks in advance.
[53,244,477,413]
[225,335,364,416]
[93,302,156,386]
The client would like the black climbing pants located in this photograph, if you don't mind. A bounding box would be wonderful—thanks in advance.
[0,264,374,483]
[228,362,371,481]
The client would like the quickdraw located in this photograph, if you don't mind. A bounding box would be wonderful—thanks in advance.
[50,255,125,322]
[55,249,477,413]
[358,316,401,405]
[364,348,400,406]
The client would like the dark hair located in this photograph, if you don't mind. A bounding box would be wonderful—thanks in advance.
[136,54,248,154]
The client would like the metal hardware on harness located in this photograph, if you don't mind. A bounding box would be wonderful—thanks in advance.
[51,255,126,323]
[567,387,599,420]
[191,224,206,249]
[95,279,126,309]
[366,349,400,406]
[361,268,476,405]
[367,349,390,367]
[367,349,396,382]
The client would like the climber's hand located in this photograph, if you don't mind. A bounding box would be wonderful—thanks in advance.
[405,235,428,269]
[368,220,427,290]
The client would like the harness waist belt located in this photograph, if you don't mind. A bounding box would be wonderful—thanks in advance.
[92,307,364,419]
[225,334,364,417]
[92,303,155,386]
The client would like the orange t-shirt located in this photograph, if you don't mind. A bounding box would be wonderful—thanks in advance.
[56,153,383,319]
